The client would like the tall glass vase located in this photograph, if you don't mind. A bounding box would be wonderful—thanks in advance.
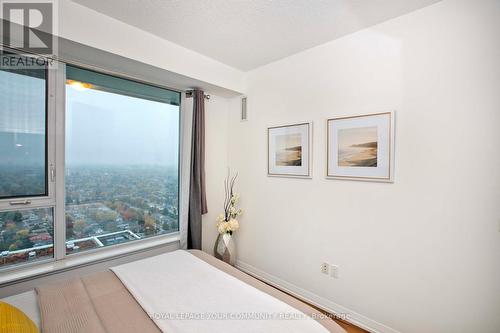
[214,233,236,266]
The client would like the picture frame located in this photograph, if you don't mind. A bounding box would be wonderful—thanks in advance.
[267,122,312,178]
[326,111,395,182]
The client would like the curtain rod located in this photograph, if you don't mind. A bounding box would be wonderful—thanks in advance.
[185,91,211,100]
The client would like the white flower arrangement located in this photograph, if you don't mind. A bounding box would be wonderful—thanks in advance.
[216,172,243,235]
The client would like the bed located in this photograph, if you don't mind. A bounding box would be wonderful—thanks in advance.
[2,250,346,333]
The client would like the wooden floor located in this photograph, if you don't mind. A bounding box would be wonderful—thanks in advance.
[334,319,368,333]
[309,306,368,333]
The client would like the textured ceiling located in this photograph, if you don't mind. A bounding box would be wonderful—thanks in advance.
[71,0,441,71]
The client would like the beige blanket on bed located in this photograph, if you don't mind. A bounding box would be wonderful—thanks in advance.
[36,270,160,333]
[36,250,345,333]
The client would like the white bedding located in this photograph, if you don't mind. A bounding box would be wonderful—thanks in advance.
[112,250,328,333]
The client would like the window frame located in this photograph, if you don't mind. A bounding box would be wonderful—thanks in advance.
[0,57,184,276]
[0,51,58,272]
[60,63,182,258]
[0,57,56,209]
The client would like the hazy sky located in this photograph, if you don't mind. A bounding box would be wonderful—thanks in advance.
[0,71,46,167]
[275,133,301,150]
[65,85,180,167]
[338,126,378,149]
[0,70,45,134]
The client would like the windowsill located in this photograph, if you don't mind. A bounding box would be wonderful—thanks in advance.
[0,232,180,286]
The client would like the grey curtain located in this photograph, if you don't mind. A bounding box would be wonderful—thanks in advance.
[188,90,208,250]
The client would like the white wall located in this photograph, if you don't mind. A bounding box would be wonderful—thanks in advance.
[224,0,500,332]
[201,96,241,253]
[57,0,245,93]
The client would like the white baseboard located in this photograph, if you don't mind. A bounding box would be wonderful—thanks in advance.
[236,260,401,333]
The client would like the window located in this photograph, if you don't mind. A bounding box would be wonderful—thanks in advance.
[0,60,47,198]
[0,56,181,272]
[64,66,180,254]
[0,52,55,269]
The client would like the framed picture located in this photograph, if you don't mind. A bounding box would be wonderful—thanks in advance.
[268,122,312,178]
[327,112,395,182]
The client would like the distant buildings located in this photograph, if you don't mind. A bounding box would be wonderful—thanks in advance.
[1,165,179,269]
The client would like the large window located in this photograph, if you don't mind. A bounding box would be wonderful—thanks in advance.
[0,52,54,269]
[0,57,181,271]
[64,66,180,254]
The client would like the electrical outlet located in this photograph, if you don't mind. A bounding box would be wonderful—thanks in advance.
[330,265,339,279]
[320,262,330,275]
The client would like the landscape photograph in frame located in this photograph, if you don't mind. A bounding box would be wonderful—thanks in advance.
[327,112,394,182]
[338,126,378,167]
[268,122,311,178]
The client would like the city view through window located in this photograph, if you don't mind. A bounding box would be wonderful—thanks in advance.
[64,76,180,254]
[0,67,52,268]
[0,208,54,267]
[0,65,180,269]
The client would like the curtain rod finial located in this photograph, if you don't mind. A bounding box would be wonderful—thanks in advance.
[186,90,210,100]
